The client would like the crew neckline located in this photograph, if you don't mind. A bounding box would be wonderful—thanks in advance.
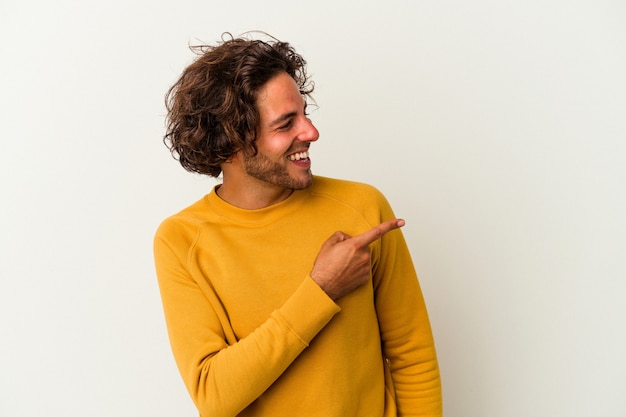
[204,184,309,226]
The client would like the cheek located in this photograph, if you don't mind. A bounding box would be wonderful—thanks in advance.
[256,136,291,156]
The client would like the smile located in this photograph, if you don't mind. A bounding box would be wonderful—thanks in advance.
[287,150,309,161]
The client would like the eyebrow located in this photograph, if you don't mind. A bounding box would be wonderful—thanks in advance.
[268,111,297,128]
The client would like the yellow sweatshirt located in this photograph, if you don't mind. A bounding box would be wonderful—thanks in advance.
[154,176,442,417]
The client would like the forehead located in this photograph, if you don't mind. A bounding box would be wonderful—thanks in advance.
[255,72,304,118]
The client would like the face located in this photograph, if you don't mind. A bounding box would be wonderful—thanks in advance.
[242,72,319,190]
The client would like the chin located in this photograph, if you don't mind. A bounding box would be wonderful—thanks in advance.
[293,172,313,189]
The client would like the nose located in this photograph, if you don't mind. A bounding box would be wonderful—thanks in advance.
[299,117,319,143]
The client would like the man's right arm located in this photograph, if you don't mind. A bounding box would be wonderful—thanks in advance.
[154,228,340,417]
[154,219,403,416]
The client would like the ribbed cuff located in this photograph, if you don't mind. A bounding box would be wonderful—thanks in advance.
[274,275,341,345]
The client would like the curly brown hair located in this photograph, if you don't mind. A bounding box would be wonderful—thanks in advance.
[163,33,314,177]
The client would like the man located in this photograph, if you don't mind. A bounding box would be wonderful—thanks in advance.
[154,33,442,417]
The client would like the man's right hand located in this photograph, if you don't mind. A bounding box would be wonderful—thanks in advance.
[310,219,405,300]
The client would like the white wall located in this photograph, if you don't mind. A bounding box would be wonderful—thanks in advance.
[1,1,625,416]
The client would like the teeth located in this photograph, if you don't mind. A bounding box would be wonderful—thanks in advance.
[288,151,309,161]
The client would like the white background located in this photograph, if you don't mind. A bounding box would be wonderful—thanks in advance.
[1,1,625,416]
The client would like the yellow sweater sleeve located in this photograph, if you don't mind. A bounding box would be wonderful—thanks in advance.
[154,223,340,416]
[370,190,443,416]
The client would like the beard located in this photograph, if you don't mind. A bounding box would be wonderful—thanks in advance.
[242,150,313,190]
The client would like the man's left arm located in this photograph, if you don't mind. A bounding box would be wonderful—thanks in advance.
[371,192,443,416]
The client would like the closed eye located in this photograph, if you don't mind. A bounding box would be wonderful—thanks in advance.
[277,119,294,131]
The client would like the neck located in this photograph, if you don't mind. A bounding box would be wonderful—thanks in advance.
[216,181,294,210]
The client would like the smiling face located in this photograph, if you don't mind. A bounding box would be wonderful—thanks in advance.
[241,72,320,190]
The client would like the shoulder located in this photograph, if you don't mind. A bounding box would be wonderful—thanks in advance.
[308,176,394,221]
[310,176,388,205]
[154,195,211,245]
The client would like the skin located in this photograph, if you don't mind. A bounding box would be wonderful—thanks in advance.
[310,219,406,300]
[218,71,405,300]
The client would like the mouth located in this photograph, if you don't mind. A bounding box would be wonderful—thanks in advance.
[287,150,310,162]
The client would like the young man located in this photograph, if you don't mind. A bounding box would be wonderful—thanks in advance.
[154,34,442,416]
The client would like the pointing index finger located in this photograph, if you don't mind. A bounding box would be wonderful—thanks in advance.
[352,219,405,247]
